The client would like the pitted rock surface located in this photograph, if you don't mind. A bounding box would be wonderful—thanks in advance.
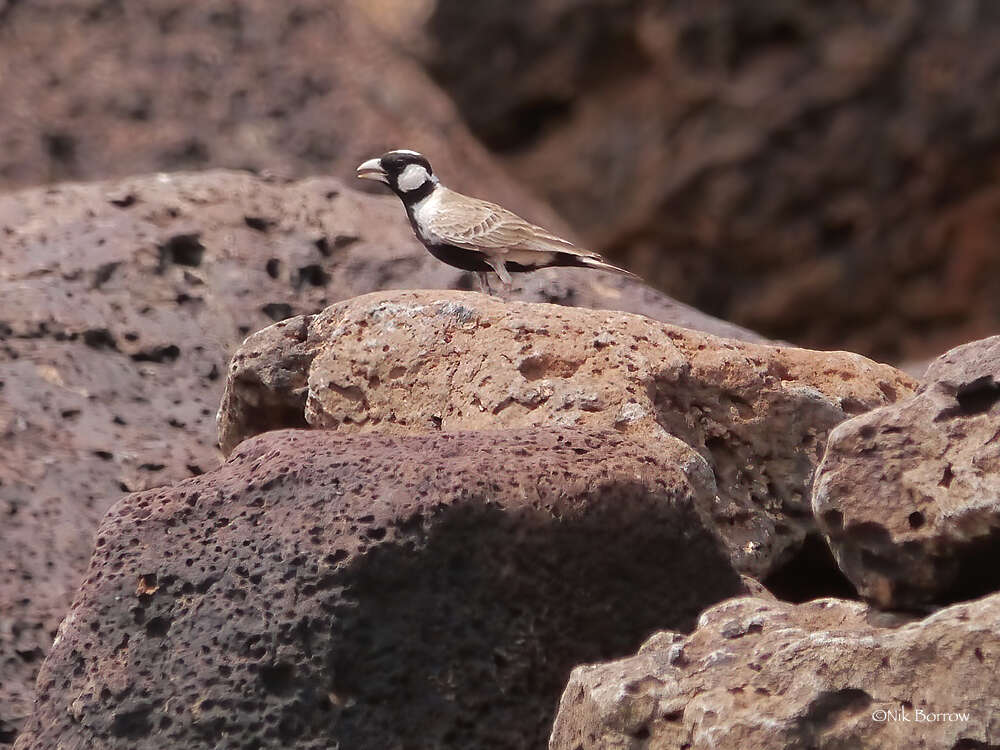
[0,0,550,229]
[422,0,1000,362]
[0,170,755,741]
[14,428,746,750]
[549,594,1000,750]
[219,290,918,577]
[814,335,1000,608]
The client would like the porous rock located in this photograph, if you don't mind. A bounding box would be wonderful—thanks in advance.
[549,593,1000,749]
[0,169,752,742]
[14,427,747,750]
[421,0,1000,362]
[814,335,1000,608]
[218,290,918,577]
[0,0,549,228]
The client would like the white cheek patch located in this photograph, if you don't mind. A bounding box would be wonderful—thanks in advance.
[397,163,430,192]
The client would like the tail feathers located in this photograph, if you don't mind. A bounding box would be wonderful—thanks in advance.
[575,253,641,280]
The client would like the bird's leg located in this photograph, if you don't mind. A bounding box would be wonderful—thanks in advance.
[486,258,513,299]
[476,272,495,296]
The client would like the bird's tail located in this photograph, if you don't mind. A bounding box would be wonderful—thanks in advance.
[575,253,642,281]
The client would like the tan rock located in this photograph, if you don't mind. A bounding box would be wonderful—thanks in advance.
[813,335,1000,608]
[219,290,917,576]
[549,594,1000,749]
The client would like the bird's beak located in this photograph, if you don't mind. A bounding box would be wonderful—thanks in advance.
[356,158,389,184]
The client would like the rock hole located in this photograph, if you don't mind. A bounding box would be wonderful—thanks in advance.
[262,303,293,321]
[145,616,171,637]
[907,511,925,529]
[109,194,136,208]
[763,534,857,602]
[43,132,77,163]
[297,264,330,287]
[244,216,272,232]
[260,662,295,695]
[158,233,205,268]
[130,344,180,363]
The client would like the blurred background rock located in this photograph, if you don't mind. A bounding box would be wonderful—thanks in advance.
[2,0,999,363]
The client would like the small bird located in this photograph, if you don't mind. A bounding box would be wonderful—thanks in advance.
[356,149,639,294]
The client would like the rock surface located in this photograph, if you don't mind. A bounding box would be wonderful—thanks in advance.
[421,0,1000,361]
[14,427,747,750]
[218,291,918,577]
[549,594,1000,749]
[0,169,757,743]
[814,336,1000,608]
[0,0,553,228]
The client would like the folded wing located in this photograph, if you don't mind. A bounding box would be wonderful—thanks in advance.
[427,188,638,277]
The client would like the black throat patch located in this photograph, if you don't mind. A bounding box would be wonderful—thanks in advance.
[397,180,436,207]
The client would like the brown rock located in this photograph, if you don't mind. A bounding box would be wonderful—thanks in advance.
[421,0,1000,362]
[549,594,1000,749]
[14,428,746,750]
[0,170,748,743]
[0,0,552,229]
[218,290,917,577]
[813,336,1000,608]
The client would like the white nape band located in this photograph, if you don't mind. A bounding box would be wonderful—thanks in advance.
[397,163,430,192]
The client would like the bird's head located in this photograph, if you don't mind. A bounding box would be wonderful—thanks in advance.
[356,149,438,199]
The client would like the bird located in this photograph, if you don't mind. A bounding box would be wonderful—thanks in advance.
[356,149,639,294]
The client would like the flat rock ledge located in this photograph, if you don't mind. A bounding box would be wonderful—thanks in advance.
[549,593,1000,750]
[14,427,750,750]
[814,335,1000,608]
[218,290,917,578]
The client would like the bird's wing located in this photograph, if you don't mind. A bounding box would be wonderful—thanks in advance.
[427,189,582,257]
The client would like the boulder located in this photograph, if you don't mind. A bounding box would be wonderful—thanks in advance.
[14,427,747,750]
[549,593,1000,749]
[0,169,751,742]
[0,0,551,228]
[420,0,1000,362]
[813,336,1000,608]
[218,291,917,577]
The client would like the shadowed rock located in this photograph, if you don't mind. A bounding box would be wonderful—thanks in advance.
[14,428,747,750]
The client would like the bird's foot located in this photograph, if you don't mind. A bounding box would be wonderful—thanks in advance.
[477,272,495,296]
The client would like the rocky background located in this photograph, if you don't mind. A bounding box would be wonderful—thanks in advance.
[1,1,999,748]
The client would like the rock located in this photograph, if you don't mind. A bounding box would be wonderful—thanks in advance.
[420,0,1000,362]
[14,427,747,750]
[813,335,1000,608]
[0,170,750,743]
[218,290,917,577]
[549,593,1000,749]
[0,0,551,228]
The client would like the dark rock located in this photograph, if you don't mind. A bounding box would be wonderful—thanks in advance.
[421,0,1000,362]
[14,428,747,749]
[814,336,1000,608]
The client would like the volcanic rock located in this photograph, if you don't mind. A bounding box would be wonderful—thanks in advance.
[421,0,1000,361]
[0,0,551,227]
[0,169,748,742]
[814,335,1000,608]
[14,427,746,750]
[549,593,1000,749]
[218,290,918,577]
